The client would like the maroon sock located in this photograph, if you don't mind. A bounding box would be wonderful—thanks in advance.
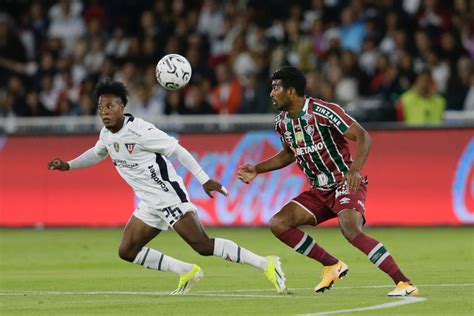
[351,232,410,284]
[277,227,338,266]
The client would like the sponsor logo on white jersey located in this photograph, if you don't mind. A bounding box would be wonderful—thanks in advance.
[113,142,120,152]
[127,128,142,137]
[113,159,139,169]
[148,165,169,192]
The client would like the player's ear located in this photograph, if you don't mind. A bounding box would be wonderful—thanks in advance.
[288,87,297,97]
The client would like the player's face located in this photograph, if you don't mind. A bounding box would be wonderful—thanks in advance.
[98,94,125,131]
[270,80,291,111]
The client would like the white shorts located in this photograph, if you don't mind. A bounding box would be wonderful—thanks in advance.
[132,201,198,231]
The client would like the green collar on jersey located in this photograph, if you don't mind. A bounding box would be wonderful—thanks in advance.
[288,97,310,119]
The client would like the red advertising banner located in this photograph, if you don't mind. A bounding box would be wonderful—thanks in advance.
[0,129,472,227]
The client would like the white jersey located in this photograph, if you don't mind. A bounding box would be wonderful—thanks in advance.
[93,114,190,209]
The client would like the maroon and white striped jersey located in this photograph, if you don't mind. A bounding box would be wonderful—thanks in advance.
[274,97,355,188]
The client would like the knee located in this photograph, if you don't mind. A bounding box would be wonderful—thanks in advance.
[118,244,139,262]
[341,226,362,243]
[269,215,290,237]
[190,238,214,256]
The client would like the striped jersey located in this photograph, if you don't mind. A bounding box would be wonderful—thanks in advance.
[274,97,354,188]
[93,114,189,209]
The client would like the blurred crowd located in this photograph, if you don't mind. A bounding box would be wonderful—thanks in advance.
[0,0,473,124]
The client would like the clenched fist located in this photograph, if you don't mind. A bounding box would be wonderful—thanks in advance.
[47,158,69,171]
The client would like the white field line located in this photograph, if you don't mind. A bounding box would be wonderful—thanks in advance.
[299,297,427,315]
[0,283,472,298]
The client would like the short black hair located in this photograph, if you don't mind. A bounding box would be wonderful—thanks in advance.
[271,66,306,96]
[93,78,128,106]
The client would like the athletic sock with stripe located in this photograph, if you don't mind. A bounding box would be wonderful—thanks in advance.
[213,238,268,271]
[133,247,194,275]
[351,232,410,284]
[277,227,339,266]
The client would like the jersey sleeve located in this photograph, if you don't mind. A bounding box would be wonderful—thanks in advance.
[68,136,108,170]
[274,113,286,144]
[313,100,354,134]
[141,127,178,157]
[94,138,108,156]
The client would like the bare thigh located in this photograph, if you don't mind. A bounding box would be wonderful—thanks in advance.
[119,215,161,261]
[173,212,214,256]
[269,201,318,236]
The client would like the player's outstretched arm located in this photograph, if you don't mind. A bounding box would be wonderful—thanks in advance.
[238,143,295,184]
[47,158,70,171]
[170,144,229,197]
[203,179,228,198]
[48,147,108,172]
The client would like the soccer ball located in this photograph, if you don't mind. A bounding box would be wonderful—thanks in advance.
[155,54,192,90]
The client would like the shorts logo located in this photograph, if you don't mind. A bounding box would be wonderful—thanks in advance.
[340,197,351,204]
[358,200,365,209]
[125,143,136,154]
[335,184,349,198]
[113,142,120,152]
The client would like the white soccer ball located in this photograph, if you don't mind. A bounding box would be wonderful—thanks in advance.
[155,54,192,90]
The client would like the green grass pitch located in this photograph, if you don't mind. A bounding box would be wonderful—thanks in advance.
[1,227,473,315]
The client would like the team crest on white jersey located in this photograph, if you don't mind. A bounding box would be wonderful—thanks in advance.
[125,143,136,154]
[113,142,120,152]
[304,125,314,136]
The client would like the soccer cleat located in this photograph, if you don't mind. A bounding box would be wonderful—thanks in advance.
[264,256,287,294]
[387,281,419,297]
[314,260,349,293]
[170,264,203,295]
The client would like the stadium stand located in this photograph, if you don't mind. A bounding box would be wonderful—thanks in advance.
[0,0,473,129]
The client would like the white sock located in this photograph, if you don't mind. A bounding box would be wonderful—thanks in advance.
[133,247,194,275]
[213,238,268,271]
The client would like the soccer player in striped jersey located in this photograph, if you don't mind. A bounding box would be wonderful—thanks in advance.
[238,67,418,297]
[48,79,286,295]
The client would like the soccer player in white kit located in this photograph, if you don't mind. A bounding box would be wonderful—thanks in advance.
[47,79,286,295]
